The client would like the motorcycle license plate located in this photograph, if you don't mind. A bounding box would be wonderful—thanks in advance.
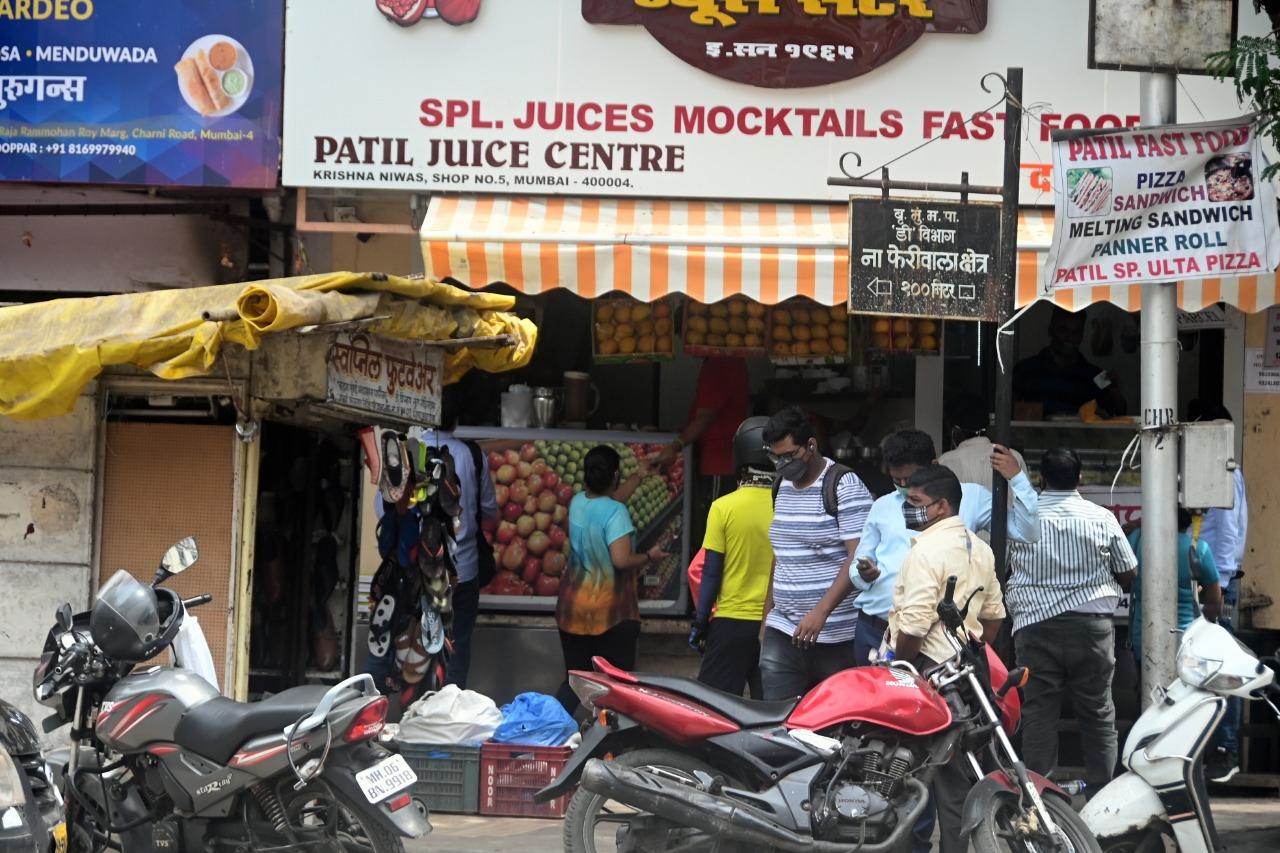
[356,754,417,804]
[52,821,67,853]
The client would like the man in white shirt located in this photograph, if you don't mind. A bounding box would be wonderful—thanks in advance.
[938,395,1027,492]
[1006,448,1137,796]
[1190,400,1249,782]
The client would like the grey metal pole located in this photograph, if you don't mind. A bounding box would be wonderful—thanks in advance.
[1139,72,1180,706]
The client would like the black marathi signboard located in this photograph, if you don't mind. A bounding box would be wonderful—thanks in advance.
[848,197,1002,322]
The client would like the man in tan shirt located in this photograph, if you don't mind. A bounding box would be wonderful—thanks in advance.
[885,464,1005,853]
[889,465,1005,666]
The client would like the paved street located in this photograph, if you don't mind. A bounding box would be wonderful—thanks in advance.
[408,795,1280,852]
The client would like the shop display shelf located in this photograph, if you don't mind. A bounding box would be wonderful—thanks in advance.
[394,741,482,815]
[480,742,575,818]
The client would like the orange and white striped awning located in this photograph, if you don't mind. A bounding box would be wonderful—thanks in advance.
[421,195,850,305]
[1014,208,1280,313]
[421,196,1280,314]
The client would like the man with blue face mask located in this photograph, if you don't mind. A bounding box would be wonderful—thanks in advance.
[851,429,1039,666]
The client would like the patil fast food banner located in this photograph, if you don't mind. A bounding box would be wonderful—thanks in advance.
[0,0,283,187]
[1043,117,1280,291]
[282,0,1268,201]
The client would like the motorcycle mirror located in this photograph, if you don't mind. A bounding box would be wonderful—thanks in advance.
[56,603,73,631]
[155,536,199,584]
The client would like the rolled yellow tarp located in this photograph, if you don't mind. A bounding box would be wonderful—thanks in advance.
[0,272,536,420]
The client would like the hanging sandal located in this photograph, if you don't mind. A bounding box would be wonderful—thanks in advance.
[378,432,410,503]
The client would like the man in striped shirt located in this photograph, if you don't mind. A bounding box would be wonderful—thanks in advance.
[1007,448,1137,795]
[760,406,873,700]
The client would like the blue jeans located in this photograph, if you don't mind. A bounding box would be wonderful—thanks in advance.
[1213,582,1243,755]
[853,610,889,666]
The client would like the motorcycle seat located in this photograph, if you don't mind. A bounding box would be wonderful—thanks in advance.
[628,672,797,728]
[173,686,334,765]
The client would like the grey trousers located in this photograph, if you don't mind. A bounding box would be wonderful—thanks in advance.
[1014,612,1118,792]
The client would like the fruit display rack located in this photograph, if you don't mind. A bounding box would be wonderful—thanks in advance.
[768,298,851,366]
[454,426,692,615]
[592,294,677,363]
[682,295,769,358]
[854,314,943,355]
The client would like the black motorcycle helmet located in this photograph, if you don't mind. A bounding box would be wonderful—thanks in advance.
[732,416,773,477]
[90,571,183,662]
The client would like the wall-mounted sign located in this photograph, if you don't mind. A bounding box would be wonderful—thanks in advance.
[1264,306,1280,369]
[1044,116,1280,292]
[0,0,283,188]
[848,196,1002,320]
[327,333,444,425]
[283,0,1267,200]
[583,0,987,89]
[1177,304,1227,330]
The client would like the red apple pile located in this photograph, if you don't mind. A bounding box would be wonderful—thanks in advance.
[481,443,573,597]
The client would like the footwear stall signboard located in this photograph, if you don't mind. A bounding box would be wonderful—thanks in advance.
[0,0,283,187]
[848,196,1002,321]
[326,333,445,426]
[281,0,1267,201]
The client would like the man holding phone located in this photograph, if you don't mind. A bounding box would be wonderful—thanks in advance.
[850,429,1040,665]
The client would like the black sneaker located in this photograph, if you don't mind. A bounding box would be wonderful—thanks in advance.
[1206,747,1239,783]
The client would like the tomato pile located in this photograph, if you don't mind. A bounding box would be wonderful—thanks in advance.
[480,444,572,597]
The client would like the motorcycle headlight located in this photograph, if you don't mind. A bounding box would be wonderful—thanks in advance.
[1205,671,1251,692]
[1177,645,1226,689]
[0,749,26,809]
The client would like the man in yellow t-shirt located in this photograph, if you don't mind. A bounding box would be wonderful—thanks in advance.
[689,417,775,698]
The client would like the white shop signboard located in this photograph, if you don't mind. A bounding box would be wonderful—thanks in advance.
[326,333,445,425]
[282,0,1267,201]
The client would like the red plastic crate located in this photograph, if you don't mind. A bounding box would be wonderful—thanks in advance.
[479,742,574,818]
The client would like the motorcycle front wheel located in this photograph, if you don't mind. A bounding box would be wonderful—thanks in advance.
[969,792,1103,853]
[562,748,751,853]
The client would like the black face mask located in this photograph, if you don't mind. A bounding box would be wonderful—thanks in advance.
[772,443,813,483]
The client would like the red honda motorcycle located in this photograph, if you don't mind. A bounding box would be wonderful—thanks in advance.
[537,578,1100,852]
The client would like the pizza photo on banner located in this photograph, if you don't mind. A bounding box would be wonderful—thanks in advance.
[1043,115,1280,292]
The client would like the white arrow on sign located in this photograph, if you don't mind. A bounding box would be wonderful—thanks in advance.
[957,284,976,300]
[867,278,893,297]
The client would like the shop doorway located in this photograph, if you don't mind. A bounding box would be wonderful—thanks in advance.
[98,419,238,689]
[247,422,361,697]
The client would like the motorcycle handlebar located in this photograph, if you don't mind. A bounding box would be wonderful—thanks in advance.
[943,575,957,606]
[183,594,213,609]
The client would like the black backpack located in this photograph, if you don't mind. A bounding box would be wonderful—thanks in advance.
[464,440,497,588]
[772,463,856,519]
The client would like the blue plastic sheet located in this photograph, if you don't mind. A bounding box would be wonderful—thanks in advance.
[492,692,577,747]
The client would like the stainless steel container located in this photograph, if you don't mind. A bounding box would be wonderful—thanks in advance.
[532,387,559,428]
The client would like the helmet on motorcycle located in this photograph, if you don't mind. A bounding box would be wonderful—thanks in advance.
[90,571,182,662]
[732,416,772,478]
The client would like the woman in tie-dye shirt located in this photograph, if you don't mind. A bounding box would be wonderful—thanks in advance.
[554,446,667,712]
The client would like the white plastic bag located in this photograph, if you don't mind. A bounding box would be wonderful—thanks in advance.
[398,684,503,746]
[172,613,220,693]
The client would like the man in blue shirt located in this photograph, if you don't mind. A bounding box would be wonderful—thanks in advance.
[851,430,1039,665]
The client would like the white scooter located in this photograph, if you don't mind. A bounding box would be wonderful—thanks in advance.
[1082,617,1280,851]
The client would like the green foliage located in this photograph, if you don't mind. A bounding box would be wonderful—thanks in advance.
[1208,34,1280,177]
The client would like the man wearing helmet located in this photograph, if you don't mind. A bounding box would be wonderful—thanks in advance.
[688,417,776,698]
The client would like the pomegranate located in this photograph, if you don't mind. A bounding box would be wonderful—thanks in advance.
[523,496,539,516]
[495,520,516,544]
[522,555,543,585]
[528,530,551,555]
[508,481,530,505]
[536,490,557,513]
[551,505,568,526]
[488,451,505,470]
[556,484,575,506]
[544,471,560,489]
[504,449,520,466]
[517,461,534,479]
[516,515,536,538]
[495,464,516,485]
[376,0,431,27]
[526,473,545,496]
[501,539,527,573]
[519,443,538,463]
[533,513,552,534]
[542,551,567,577]
[534,574,560,596]
[502,502,522,523]
[548,524,567,548]
[436,0,481,26]
[494,484,509,506]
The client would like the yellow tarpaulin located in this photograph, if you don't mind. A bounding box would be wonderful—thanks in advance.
[0,272,537,420]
